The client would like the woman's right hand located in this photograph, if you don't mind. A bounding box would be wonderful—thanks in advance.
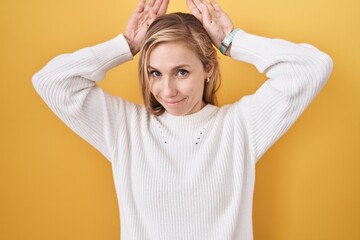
[125,0,169,56]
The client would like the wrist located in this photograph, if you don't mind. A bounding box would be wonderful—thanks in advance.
[225,44,232,56]
[124,34,138,56]
[219,28,240,56]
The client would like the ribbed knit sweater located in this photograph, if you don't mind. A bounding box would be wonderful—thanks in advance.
[32,29,333,240]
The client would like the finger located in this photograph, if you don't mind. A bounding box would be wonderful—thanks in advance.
[193,0,205,11]
[153,0,169,15]
[210,0,222,11]
[144,3,151,13]
[158,0,169,15]
[148,7,157,20]
[147,0,156,7]
[187,0,202,20]
[152,0,162,13]
[142,4,154,21]
[186,0,201,14]
[135,0,146,12]
[201,3,212,26]
[205,1,216,15]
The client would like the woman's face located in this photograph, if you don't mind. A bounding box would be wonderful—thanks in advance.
[148,41,213,116]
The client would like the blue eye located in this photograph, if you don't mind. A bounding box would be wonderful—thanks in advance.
[150,70,161,78]
[177,69,189,76]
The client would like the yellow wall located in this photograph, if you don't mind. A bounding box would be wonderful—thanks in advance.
[1,0,359,239]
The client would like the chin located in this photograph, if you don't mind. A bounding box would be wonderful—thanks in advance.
[161,100,200,116]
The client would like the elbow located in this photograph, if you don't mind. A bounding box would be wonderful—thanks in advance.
[32,54,68,96]
[32,72,41,92]
[319,52,334,84]
[32,70,44,96]
[312,48,333,87]
[32,66,56,98]
[32,69,54,103]
[305,50,334,91]
[301,43,333,86]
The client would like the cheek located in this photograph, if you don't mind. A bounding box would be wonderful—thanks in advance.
[184,79,205,95]
[149,80,157,95]
[149,81,164,99]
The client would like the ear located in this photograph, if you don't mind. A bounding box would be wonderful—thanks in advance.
[205,63,214,78]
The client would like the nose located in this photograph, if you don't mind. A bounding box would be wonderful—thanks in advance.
[162,78,177,98]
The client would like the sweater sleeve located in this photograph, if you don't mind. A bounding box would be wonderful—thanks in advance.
[32,34,134,162]
[230,30,333,162]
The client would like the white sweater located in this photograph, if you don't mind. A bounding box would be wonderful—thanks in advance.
[33,30,333,240]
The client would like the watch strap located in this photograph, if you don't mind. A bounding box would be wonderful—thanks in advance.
[219,28,240,55]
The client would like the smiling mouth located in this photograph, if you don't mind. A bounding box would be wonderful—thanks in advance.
[163,98,186,106]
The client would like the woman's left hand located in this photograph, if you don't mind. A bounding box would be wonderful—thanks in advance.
[186,0,233,49]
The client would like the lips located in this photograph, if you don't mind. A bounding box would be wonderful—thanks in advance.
[162,98,186,106]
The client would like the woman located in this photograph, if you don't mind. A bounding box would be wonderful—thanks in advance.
[32,0,333,239]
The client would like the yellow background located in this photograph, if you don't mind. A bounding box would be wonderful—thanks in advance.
[1,0,359,239]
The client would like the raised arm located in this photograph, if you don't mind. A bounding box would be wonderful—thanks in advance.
[32,35,134,162]
[187,0,333,162]
[32,0,169,162]
[231,31,333,161]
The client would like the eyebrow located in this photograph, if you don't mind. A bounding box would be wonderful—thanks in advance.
[148,64,192,71]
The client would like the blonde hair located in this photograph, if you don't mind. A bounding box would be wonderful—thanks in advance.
[139,12,221,116]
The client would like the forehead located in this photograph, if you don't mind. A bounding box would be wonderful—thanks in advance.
[148,41,202,69]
